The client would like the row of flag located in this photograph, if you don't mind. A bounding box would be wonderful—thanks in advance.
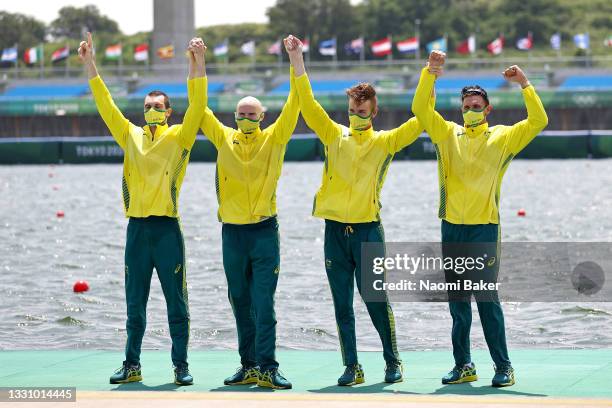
[2,33,610,65]
[207,32,611,59]
[0,43,151,65]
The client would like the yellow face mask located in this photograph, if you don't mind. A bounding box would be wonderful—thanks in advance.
[235,113,262,134]
[144,108,167,126]
[462,108,486,128]
[349,112,372,131]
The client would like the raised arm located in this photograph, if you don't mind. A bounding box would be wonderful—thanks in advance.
[186,67,231,150]
[501,65,549,154]
[176,37,207,150]
[411,51,453,144]
[264,36,302,144]
[290,37,341,145]
[383,117,424,153]
[79,32,129,150]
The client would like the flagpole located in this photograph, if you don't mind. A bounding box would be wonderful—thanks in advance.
[333,36,338,68]
[252,40,256,68]
[415,19,421,60]
[277,38,282,72]
[360,35,365,65]
[39,43,44,79]
[119,42,124,77]
[146,43,150,74]
[65,43,70,78]
[225,38,229,68]
[586,31,591,68]
[14,43,19,79]
[527,32,532,69]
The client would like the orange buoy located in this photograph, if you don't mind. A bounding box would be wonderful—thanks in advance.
[73,280,89,293]
[517,208,526,217]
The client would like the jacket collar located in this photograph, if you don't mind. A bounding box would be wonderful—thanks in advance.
[349,126,374,143]
[144,123,169,140]
[234,127,262,145]
[465,122,489,138]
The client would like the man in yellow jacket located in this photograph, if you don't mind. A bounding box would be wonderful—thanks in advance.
[79,33,206,386]
[412,50,548,387]
[187,37,299,390]
[285,35,424,386]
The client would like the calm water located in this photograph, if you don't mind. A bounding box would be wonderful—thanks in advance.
[1,160,611,354]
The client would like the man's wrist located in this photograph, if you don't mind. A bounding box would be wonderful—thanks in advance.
[520,81,531,89]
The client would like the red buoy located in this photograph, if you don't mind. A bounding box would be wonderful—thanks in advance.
[56,210,65,218]
[73,280,89,293]
[517,208,526,217]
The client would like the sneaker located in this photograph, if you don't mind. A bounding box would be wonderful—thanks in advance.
[257,368,292,390]
[109,361,142,384]
[384,361,403,383]
[174,364,193,386]
[492,365,515,387]
[338,363,365,386]
[224,365,260,385]
[441,363,478,384]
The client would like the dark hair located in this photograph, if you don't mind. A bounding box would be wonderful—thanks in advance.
[346,82,377,108]
[146,90,171,109]
[461,85,489,105]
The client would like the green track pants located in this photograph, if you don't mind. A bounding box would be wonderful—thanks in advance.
[441,219,511,368]
[124,216,190,367]
[324,219,401,367]
[222,217,280,371]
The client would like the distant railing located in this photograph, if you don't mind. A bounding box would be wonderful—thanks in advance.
[1,55,611,81]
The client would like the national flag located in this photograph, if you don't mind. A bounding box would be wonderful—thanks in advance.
[516,33,533,51]
[23,46,42,65]
[371,37,392,57]
[240,40,255,56]
[344,37,364,55]
[550,33,561,50]
[319,38,337,56]
[426,37,447,53]
[574,33,590,50]
[1,47,18,63]
[268,41,281,55]
[302,39,310,53]
[456,35,476,55]
[157,45,174,59]
[105,44,122,60]
[214,40,229,57]
[134,44,149,61]
[396,37,419,54]
[487,36,504,55]
[51,46,69,63]
[605,35,612,47]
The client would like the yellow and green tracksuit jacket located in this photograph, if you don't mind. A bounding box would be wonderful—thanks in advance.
[412,67,548,225]
[294,72,424,223]
[89,75,206,218]
[188,67,299,225]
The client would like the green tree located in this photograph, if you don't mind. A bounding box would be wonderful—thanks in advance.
[266,0,359,59]
[0,12,46,50]
[49,5,120,40]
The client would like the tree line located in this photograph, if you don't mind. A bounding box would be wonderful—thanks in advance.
[0,0,610,68]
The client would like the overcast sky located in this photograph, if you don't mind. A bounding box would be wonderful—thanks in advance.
[1,0,278,35]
